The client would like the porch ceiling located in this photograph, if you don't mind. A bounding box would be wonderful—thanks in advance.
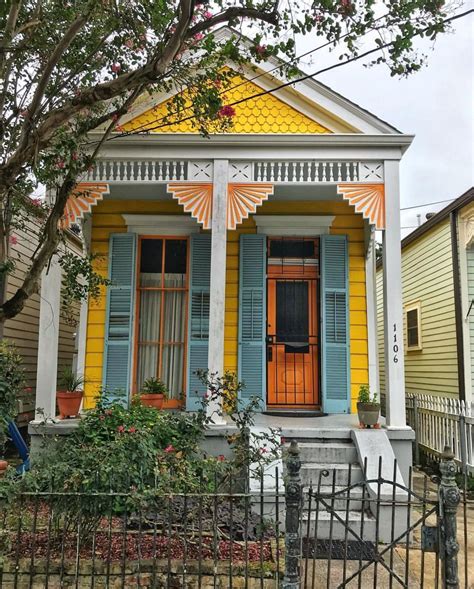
[106,183,339,201]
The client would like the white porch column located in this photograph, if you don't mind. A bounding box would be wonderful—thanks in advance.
[207,159,228,423]
[74,216,92,380]
[382,160,408,429]
[366,232,380,395]
[35,256,62,420]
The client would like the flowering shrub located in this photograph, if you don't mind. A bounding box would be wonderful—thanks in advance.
[0,341,25,453]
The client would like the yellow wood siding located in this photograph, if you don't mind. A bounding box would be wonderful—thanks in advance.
[125,73,330,135]
[85,199,368,411]
[376,219,459,397]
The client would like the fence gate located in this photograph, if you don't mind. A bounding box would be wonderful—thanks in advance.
[282,442,470,589]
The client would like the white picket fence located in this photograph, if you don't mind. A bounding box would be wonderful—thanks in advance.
[405,394,474,474]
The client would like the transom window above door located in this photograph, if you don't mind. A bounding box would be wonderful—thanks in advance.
[135,237,188,406]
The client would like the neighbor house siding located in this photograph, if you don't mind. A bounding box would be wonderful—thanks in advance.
[85,199,368,412]
[3,220,82,424]
[467,244,474,388]
[377,218,459,397]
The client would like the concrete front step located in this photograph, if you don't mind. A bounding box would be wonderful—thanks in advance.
[294,441,358,464]
[303,485,364,511]
[302,510,376,541]
[300,462,363,487]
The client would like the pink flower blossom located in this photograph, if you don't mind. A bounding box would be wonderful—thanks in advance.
[31,197,42,206]
[105,409,112,416]
[129,426,136,433]
[20,109,29,118]
[115,124,124,132]
[112,113,119,122]
[99,415,105,421]
[117,425,125,433]
[111,63,121,74]
[193,32,204,41]
[25,387,33,393]
[218,105,236,118]
[71,152,78,161]
[260,447,268,454]
[164,445,175,453]
[9,235,18,245]
[217,454,225,462]
[203,11,213,19]
[255,44,267,56]
[56,160,65,169]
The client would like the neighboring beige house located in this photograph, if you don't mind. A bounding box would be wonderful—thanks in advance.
[1,214,82,426]
[376,187,474,403]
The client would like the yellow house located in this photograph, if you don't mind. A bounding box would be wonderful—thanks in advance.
[33,29,413,429]
[376,187,474,404]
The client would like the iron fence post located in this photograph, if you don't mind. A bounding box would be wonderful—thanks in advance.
[439,446,461,589]
[282,440,302,589]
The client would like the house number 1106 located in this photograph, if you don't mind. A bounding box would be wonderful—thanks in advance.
[393,323,399,363]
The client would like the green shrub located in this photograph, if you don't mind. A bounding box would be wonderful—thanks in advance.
[0,341,25,453]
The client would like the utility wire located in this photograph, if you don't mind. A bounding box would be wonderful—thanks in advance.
[400,198,456,211]
[111,8,473,138]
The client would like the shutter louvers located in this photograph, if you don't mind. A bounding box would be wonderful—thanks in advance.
[238,234,266,409]
[186,234,211,410]
[102,233,137,405]
[321,235,350,413]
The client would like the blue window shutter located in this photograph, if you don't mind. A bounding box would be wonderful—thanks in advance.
[186,234,211,410]
[102,233,137,405]
[321,235,350,413]
[238,234,266,410]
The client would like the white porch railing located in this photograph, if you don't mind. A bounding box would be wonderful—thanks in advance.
[405,394,474,474]
[84,159,384,184]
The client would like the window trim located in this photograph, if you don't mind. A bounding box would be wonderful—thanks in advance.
[132,235,190,407]
[405,300,422,351]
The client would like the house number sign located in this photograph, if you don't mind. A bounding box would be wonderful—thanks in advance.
[393,323,399,363]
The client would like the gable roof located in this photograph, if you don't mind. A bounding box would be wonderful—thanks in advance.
[401,187,474,250]
[121,27,403,136]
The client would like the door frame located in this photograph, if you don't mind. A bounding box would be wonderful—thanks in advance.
[265,237,322,410]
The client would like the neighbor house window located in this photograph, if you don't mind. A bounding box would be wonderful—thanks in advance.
[135,237,188,401]
[405,301,422,351]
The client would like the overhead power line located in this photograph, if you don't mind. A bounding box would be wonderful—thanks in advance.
[400,198,456,211]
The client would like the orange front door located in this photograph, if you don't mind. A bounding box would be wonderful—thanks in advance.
[267,262,319,409]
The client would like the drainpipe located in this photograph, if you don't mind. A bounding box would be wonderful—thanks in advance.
[450,211,466,402]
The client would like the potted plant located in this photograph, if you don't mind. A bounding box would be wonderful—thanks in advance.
[57,367,85,419]
[140,377,168,410]
[357,385,381,429]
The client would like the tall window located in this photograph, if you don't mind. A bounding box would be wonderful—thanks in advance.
[405,301,422,351]
[135,237,188,401]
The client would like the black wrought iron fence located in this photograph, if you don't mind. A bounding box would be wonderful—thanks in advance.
[1,448,472,589]
[282,442,472,589]
[0,469,285,589]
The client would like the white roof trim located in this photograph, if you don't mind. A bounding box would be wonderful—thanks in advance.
[254,215,335,236]
[123,214,199,235]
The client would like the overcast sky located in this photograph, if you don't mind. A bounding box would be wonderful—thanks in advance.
[298,9,473,237]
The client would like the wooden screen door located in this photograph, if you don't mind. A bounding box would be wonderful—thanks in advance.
[267,239,319,408]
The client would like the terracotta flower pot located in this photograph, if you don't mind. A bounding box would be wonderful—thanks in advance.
[57,390,83,419]
[357,402,380,428]
[0,459,8,478]
[140,393,164,410]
